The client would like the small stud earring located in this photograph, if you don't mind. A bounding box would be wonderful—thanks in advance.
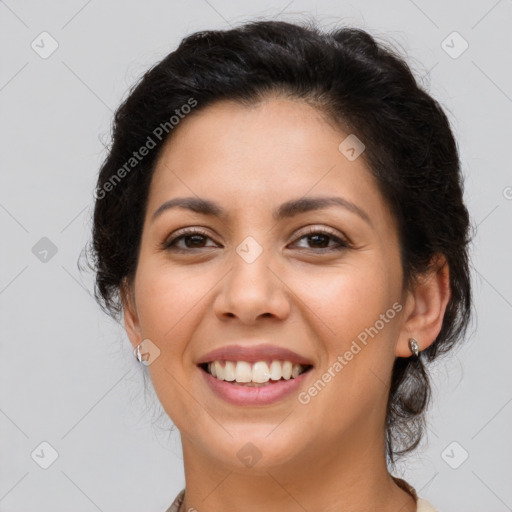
[408,338,420,357]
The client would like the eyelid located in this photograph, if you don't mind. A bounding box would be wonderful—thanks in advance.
[161,226,216,248]
[291,224,352,246]
[170,226,212,239]
[294,224,340,237]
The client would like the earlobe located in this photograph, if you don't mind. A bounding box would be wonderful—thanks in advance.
[396,255,451,358]
[120,277,142,350]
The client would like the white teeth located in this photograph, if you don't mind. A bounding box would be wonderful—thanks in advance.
[282,361,293,380]
[235,361,252,382]
[269,360,282,381]
[252,361,270,383]
[224,361,236,381]
[214,361,224,380]
[205,359,308,383]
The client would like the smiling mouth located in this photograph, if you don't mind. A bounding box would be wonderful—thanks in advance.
[198,360,313,386]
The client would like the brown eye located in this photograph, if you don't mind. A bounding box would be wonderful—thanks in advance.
[303,233,332,249]
[162,228,218,252]
[291,227,350,252]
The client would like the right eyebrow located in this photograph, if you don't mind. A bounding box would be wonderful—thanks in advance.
[152,197,226,222]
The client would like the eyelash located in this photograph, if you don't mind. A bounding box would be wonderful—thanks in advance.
[161,226,351,253]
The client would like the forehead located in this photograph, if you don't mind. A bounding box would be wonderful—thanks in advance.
[147,97,388,225]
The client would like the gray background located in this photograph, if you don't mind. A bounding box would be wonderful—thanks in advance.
[1,0,511,510]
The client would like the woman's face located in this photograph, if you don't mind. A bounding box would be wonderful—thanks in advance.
[124,96,410,470]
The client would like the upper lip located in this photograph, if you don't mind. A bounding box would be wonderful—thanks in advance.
[196,343,314,366]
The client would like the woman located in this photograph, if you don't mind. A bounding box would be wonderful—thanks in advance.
[90,19,471,511]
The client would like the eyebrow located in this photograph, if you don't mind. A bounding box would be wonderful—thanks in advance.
[152,195,372,226]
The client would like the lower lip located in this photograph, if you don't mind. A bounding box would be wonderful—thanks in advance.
[200,367,312,406]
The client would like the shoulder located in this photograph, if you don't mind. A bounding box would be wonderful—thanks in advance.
[164,488,185,512]
[392,476,439,512]
[417,497,439,512]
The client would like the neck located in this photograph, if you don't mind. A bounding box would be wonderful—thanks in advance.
[179,424,416,512]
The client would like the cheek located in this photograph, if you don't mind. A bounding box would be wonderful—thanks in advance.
[292,261,400,415]
[133,258,207,350]
[293,260,398,348]
[132,259,210,428]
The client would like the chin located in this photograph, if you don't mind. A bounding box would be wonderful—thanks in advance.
[191,423,307,471]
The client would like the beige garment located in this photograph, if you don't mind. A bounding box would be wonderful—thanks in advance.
[393,476,439,512]
[165,478,439,511]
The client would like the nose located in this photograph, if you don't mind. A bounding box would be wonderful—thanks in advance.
[213,244,291,325]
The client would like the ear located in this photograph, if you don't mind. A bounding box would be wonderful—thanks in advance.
[120,277,143,350]
[396,254,451,357]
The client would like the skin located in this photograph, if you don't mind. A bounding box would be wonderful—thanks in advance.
[122,96,451,512]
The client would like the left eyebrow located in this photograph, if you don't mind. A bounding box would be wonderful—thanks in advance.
[152,195,372,226]
[274,196,372,226]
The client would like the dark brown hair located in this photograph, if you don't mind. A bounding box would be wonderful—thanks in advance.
[88,19,472,465]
